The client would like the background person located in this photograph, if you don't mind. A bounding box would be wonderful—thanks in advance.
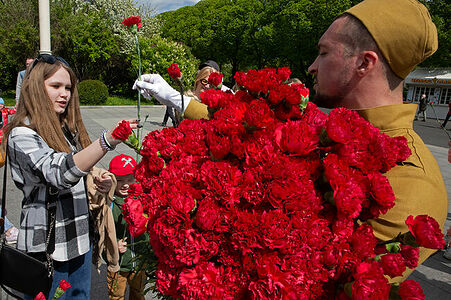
[15,57,35,105]
[134,0,447,282]
[106,154,148,300]
[161,106,177,127]
[0,97,16,144]
[2,54,138,299]
[441,102,451,129]
[415,93,428,121]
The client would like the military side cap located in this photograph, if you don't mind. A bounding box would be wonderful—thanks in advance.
[346,0,438,79]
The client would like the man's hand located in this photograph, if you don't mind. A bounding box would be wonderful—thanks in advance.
[133,74,190,112]
[118,237,127,253]
[94,173,113,194]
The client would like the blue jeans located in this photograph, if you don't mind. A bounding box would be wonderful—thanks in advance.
[25,247,92,300]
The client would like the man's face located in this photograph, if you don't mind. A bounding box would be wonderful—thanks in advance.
[114,173,135,197]
[308,18,358,108]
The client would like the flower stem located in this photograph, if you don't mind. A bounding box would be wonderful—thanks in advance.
[135,32,143,163]
[135,33,142,141]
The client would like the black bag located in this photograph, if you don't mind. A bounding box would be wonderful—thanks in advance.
[0,147,56,298]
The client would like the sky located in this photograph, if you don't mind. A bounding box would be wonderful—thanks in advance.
[137,0,201,15]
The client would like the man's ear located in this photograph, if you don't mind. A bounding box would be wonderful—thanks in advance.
[356,51,378,76]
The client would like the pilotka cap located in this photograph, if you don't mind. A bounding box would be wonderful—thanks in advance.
[345,0,438,79]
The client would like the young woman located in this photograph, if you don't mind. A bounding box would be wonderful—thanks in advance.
[2,54,137,299]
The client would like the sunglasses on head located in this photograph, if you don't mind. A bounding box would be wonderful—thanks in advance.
[29,54,70,73]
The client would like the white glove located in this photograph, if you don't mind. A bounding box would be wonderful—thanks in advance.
[133,74,191,113]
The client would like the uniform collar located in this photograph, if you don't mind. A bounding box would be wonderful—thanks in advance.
[354,103,417,131]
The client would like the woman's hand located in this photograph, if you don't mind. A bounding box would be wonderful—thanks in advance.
[105,119,139,147]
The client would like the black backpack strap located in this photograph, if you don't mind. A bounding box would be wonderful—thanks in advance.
[0,146,8,234]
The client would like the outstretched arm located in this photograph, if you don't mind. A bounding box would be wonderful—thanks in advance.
[73,119,138,171]
[134,74,209,120]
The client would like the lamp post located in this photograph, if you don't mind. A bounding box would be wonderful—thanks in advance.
[38,0,51,54]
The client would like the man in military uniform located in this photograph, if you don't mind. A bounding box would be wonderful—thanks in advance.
[134,0,447,282]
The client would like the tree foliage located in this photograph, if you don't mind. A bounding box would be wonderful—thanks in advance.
[0,0,447,95]
[132,35,199,89]
[0,0,38,89]
[418,0,450,68]
[159,0,448,85]
[0,0,198,97]
[159,0,354,85]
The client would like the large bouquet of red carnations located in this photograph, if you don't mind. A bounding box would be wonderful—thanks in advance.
[122,67,444,299]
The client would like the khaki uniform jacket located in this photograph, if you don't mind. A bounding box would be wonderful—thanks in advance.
[184,100,448,281]
[357,104,447,281]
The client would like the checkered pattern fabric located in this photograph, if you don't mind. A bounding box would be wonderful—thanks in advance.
[8,126,90,261]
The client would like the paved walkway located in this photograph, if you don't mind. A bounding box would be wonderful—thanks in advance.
[1,106,450,299]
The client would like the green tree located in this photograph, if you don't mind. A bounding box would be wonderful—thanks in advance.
[158,0,353,85]
[51,0,120,81]
[0,0,165,95]
[254,0,352,83]
[130,35,199,90]
[419,0,450,67]
[0,0,38,90]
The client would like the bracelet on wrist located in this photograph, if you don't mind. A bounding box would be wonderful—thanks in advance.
[103,131,116,149]
[99,129,115,151]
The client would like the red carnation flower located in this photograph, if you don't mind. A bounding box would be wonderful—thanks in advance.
[405,215,445,249]
[276,66,291,82]
[122,16,142,29]
[274,120,319,156]
[58,279,71,291]
[290,82,309,98]
[208,72,223,87]
[234,72,247,88]
[201,89,233,109]
[351,224,377,259]
[380,252,407,278]
[398,280,425,300]
[112,120,132,141]
[400,245,419,269]
[168,63,181,80]
[122,197,149,236]
[34,292,46,300]
[352,262,390,300]
[245,99,275,128]
[368,172,395,217]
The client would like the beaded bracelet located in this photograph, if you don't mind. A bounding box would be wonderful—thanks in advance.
[99,129,115,151]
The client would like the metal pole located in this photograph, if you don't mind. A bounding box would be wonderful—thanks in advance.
[38,0,52,54]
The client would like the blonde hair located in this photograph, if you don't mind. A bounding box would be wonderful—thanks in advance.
[193,66,218,95]
[2,60,91,153]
